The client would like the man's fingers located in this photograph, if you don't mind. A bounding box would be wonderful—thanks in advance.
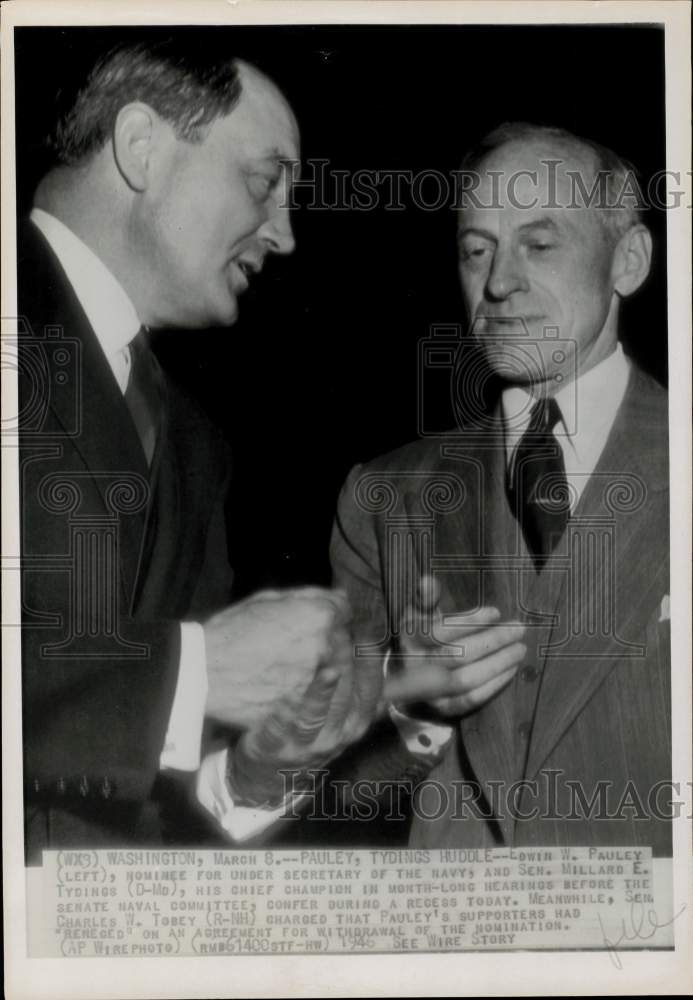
[401,604,504,654]
[441,605,502,630]
[432,662,519,717]
[433,621,526,665]
[385,636,526,707]
[253,586,351,624]
[384,660,450,704]
[398,575,441,647]
[400,617,524,670]
[328,588,353,627]
[275,586,339,601]
[289,663,342,745]
[249,661,341,756]
[325,625,355,666]
[247,588,284,602]
[446,640,526,693]
[415,574,441,614]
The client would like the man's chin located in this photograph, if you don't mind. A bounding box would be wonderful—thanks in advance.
[219,304,240,328]
[201,293,240,329]
[151,294,239,331]
[478,346,548,385]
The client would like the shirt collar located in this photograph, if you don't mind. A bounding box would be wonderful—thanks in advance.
[30,207,141,358]
[501,343,631,469]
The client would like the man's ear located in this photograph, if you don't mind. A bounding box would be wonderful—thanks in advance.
[612,223,653,298]
[112,103,157,192]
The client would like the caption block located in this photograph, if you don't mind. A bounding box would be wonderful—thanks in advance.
[31,846,675,958]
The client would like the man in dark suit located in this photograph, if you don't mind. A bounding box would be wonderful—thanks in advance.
[18,39,374,862]
[329,124,671,854]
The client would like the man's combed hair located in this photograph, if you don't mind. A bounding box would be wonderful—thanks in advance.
[53,39,243,164]
[460,121,645,243]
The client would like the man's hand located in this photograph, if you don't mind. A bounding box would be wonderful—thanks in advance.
[203,587,354,732]
[385,574,526,718]
[225,641,363,808]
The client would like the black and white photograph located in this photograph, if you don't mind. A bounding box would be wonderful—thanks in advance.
[2,1,691,997]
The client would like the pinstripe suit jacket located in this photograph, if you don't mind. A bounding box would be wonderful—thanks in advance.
[329,365,671,855]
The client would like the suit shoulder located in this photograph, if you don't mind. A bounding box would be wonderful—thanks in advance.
[358,434,461,476]
[629,364,668,422]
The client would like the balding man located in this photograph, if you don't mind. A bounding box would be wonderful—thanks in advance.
[330,123,671,853]
[18,38,377,859]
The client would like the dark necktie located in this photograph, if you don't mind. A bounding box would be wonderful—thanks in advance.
[124,329,160,467]
[506,395,570,571]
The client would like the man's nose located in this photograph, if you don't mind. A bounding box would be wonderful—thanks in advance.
[484,247,528,300]
[257,203,296,256]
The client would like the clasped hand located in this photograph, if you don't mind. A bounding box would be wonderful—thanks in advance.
[203,587,381,807]
[385,574,527,717]
[202,577,526,810]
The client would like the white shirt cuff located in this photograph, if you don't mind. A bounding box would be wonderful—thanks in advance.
[383,649,453,758]
[389,702,454,757]
[160,622,208,771]
[196,749,291,841]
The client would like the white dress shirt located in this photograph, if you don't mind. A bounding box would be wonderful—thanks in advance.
[30,209,277,839]
[391,345,632,758]
[501,345,630,512]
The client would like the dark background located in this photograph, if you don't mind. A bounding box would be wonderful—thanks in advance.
[15,24,668,594]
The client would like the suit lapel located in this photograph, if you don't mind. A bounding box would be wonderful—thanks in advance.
[129,348,170,603]
[19,221,150,606]
[525,367,669,780]
[441,421,520,799]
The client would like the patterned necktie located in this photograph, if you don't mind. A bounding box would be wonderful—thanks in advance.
[506,395,570,571]
[124,328,160,466]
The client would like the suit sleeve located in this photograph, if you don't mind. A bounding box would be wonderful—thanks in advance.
[186,454,235,618]
[20,433,232,809]
[327,464,440,794]
[22,614,181,804]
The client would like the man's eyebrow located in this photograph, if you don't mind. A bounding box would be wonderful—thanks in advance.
[516,217,562,234]
[256,147,298,164]
[253,149,301,180]
[457,225,497,242]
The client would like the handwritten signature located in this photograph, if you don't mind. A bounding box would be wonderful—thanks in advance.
[598,900,686,970]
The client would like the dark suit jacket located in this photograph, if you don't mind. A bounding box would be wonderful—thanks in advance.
[329,366,672,854]
[17,221,234,861]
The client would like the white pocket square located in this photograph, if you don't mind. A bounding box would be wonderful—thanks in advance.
[658,594,670,622]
